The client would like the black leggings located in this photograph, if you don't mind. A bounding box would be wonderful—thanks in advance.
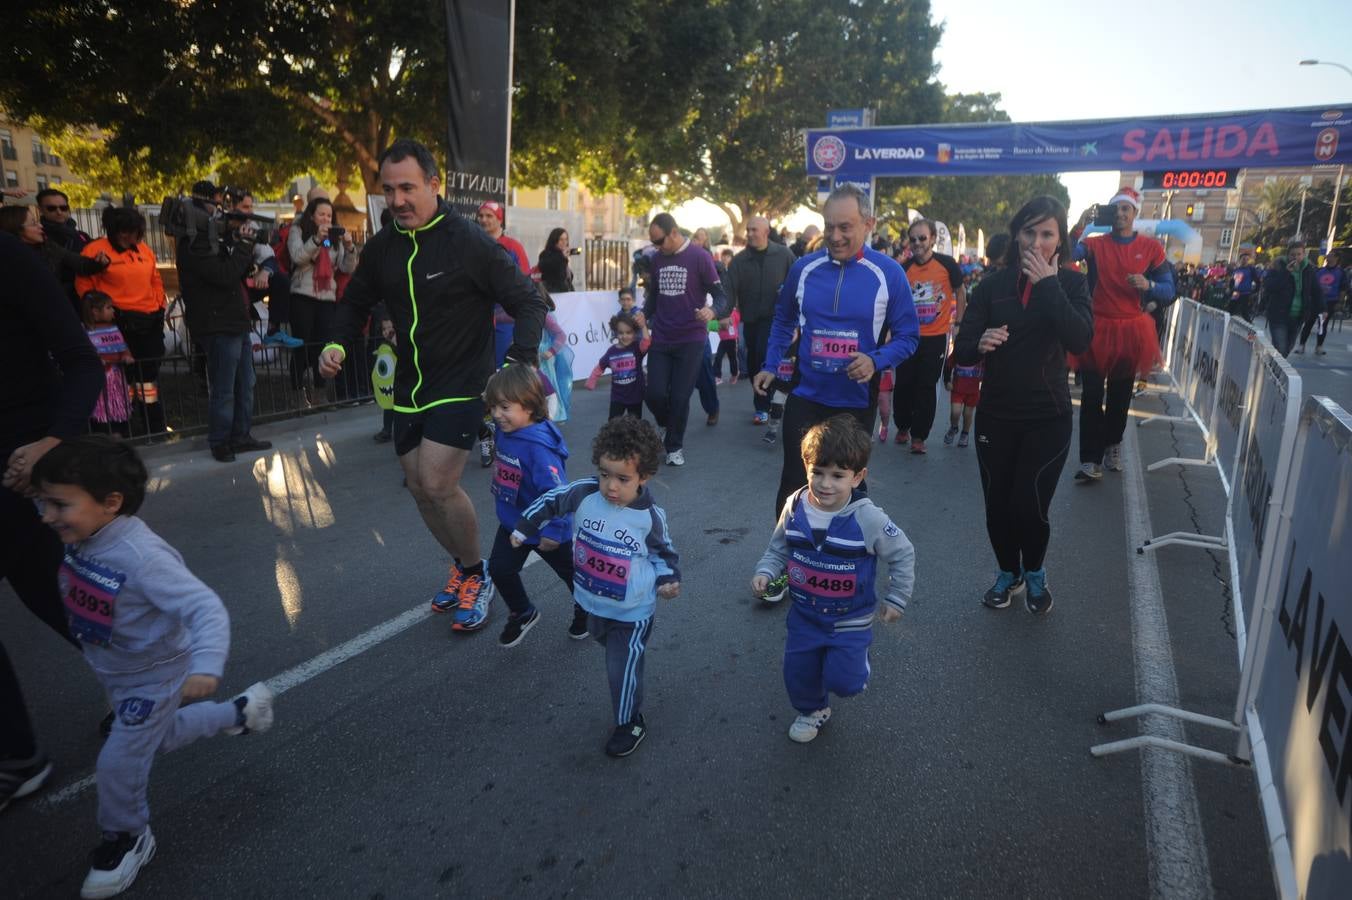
[714,339,739,378]
[892,333,947,441]
[775,394,875,518]
[608,401,643,420]
[1078,369,1134,465]
[1298,306,1329,349]
[487,526,576,616]
[974,413,1073,574]
[290,294,356,398]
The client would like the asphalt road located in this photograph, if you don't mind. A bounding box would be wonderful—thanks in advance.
[1,369,1287,899]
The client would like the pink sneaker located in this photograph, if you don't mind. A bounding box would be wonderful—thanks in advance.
[877,424,889,443]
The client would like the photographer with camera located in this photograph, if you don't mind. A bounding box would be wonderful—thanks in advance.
[537,228,576,294]
[1070,187,1175,481]
[288,197,358,402]
[174,181,272,462]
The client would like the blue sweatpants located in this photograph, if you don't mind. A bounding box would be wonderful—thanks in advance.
[98,672,240,834]
[591,614,653,725]
[783,604,872,714]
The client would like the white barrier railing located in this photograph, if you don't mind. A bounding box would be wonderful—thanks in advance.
[1090,298,1346,899]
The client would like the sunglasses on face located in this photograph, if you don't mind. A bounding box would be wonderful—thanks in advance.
[909,235,928,243]
[651,232,667,246]
[43,204,69,212]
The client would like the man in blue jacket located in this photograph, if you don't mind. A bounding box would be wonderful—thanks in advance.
[754,184,920,515]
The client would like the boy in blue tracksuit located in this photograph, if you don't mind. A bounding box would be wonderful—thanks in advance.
[752,415,915,743]
[483,365,587,647]
[513,416,680,757]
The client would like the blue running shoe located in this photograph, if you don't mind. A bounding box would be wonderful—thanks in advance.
[982,570,1025,609]
[1023,568,1053,615]
[452,570,494,632]
[430,564,464,613]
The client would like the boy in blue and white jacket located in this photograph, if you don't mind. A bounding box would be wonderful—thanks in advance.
[32,436,273,899]
[752,416,914,744]
[483,364,587,647]
[512,416,680,758]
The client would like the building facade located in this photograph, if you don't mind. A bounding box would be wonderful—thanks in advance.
[0,113,77,196]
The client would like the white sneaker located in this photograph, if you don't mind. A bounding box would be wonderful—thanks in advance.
[80,828,156,899]
[665,449,685,466]
[1104,444,1123,472]
[225,682,275,736]
[1073,462,1103,483]
[788,707,832,743]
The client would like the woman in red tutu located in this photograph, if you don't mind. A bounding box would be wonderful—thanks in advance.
[1069,187,1175,480]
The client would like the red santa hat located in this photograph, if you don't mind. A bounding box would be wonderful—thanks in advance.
[1109,187,1141,212]
[478,201,505,223]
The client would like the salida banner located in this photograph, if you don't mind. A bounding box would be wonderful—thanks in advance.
[805,106,1351,178]
[443,0,514,217]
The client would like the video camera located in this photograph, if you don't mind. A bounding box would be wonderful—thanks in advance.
[160,186,274,254]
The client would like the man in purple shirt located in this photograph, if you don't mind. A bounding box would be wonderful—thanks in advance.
[642,212,730,466]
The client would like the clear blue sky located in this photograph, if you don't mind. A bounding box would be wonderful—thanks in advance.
[929,0,1352,214]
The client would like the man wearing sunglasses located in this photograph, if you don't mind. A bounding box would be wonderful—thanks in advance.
[35,189,89,255]
[642,212,730,466]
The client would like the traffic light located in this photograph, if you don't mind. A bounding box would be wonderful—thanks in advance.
[1185,203,1195,217]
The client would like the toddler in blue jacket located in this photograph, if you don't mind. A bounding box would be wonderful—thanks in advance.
[484,364,587,646]
[512,416,680,757]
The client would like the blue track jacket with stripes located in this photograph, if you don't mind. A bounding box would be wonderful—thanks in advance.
[763,247,920,409]
[514,479,680,622]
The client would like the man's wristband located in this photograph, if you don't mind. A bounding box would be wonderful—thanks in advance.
[322,343,346,361]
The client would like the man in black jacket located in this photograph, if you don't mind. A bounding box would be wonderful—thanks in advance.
[176,182,272,462]
[727,216,794,424]
[319,140,546,634]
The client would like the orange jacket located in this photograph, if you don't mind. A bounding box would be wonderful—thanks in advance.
[75,238,166,314]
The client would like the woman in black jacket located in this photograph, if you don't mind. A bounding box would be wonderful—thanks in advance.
[954,196,1094,615]
[537,228,575,294]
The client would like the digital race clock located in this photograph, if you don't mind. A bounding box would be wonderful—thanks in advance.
[1141,168,1241,190]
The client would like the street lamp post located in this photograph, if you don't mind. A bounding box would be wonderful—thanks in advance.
[1298,60,1351,252]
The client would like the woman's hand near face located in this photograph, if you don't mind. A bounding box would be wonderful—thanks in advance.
[1021,247,1057,284]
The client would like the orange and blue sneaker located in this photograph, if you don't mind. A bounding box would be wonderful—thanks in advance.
[430,564,465,613]
[452,570,495,632]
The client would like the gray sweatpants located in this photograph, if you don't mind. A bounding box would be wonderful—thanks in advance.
[590,614,653,726]
[98,672,239,834]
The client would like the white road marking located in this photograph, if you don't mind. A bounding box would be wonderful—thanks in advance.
[39,555,539,809]
[1121,426,1215,899]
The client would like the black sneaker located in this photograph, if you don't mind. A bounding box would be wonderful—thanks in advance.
[498,608,540,648]
[231,435,273,453]
[81,828,156,899]
[981,571,1025,609]
[605,715,647,758]
[568,605,590,640]
[0,752,53,813]
[210,444,236,463]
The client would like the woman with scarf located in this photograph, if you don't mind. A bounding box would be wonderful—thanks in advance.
[288,198,358,401]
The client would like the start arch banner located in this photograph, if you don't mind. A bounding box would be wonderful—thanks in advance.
[805,105,1351,178]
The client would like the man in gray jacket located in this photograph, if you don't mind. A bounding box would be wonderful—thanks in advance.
[727,216,794,424]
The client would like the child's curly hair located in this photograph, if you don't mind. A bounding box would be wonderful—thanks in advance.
[801,414,871,474]
[32,435,150,516]
[592,415,662,478]
[484,363,549,422]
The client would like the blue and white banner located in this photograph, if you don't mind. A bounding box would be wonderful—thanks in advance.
[805,106,1352,177]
